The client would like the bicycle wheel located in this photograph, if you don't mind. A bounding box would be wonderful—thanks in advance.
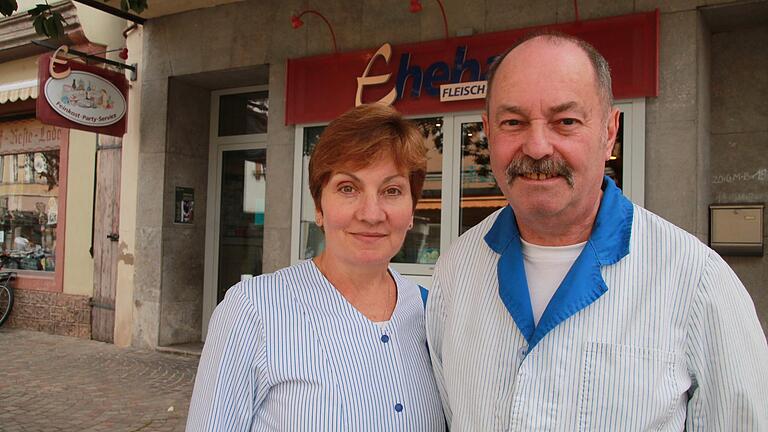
[0,284,13,327]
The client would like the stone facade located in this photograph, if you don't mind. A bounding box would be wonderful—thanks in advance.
[6,288,91,339]
[709,19,768,332]
[124,0,768,348]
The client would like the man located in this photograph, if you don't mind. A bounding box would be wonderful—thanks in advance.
[426,32,768,431]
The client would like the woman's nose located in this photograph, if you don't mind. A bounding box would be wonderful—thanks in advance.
[356,193,386,223]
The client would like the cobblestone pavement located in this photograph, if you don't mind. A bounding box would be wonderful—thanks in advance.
[0,329,199,432]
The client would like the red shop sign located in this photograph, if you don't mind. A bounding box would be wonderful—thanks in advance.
[286,10,658,125]
[36,47,129,137]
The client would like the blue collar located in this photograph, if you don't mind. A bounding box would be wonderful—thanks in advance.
[484,177,633,350]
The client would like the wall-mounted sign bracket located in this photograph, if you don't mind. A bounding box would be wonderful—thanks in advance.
[32,40,138,81]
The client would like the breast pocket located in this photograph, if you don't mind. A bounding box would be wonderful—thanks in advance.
[578,342,684,432]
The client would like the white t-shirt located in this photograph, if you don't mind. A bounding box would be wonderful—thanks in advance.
[520,239,586,325]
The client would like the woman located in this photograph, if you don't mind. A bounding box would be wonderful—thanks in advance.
[187,103,445,431]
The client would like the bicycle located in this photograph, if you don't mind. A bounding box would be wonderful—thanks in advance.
[0,258,17,327]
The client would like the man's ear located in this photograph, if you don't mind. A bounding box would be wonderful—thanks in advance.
[603,107,621,160]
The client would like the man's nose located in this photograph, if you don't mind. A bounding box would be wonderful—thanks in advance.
[356,192,386,223]
[521,122,554,160]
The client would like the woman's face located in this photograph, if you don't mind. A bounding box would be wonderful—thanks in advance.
[316,156,414,269]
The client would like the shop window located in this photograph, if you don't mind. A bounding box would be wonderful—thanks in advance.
[457,119,505,236]
[217,91,269,136]
[292,101,644,280]
[395,117,443,264]
[0,151,59,272]
[297,117,444,266]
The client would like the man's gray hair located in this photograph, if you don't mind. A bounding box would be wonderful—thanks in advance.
[485,30,614,113]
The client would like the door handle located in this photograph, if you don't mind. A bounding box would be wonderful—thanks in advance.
[107,233,119,241]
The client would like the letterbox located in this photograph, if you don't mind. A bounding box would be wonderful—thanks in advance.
[709,204,764,256]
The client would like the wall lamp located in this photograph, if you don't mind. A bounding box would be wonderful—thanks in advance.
[409,0,449,39]
[290,9,339,54]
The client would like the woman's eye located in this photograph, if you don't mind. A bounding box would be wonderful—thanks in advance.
[338,185,356,194]
[383,187,402,196]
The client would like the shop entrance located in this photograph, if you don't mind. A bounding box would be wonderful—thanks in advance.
[203,86,268,337]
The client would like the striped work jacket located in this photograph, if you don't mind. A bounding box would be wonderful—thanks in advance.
[188,260,445,431]
[426,178,768,431]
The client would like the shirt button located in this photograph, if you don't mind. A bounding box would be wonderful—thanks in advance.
[394,403,403,412]
[380,334,390,343]
[519,346,528,356]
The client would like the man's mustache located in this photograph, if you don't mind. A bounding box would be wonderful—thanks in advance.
[505,157,574,187]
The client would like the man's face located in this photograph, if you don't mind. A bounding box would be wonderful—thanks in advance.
[483,38,620,229]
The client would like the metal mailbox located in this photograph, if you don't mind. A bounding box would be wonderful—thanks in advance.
[709,204,764,256]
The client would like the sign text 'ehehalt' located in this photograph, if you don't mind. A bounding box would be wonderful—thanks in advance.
[285,10,659,124]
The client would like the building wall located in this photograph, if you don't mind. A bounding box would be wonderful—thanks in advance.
[73,2,128,63]
[129,0,766,347]
[157,77,210,346]
[710,24,768,333]
[1,1,131,338]
[114,25,142,347]
[0,56,37,82]
[62,129,95,297]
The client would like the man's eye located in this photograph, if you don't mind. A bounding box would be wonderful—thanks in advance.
[502,119,521,127]
[559,118,578,126]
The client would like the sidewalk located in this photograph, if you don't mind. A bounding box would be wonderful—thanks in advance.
[0,329,200,432]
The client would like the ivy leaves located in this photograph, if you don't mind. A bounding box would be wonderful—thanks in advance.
[0,0,17,17]
[28,4,66,39]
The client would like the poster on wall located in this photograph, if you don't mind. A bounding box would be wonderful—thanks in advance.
[36,48,129,137]
[175,187,194,224]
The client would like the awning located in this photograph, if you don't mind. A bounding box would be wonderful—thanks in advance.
[0,80,38,104]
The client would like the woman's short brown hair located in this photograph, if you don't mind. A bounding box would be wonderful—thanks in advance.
[308,103,428,212]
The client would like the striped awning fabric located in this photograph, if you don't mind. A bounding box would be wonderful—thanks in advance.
[0,80,39,104]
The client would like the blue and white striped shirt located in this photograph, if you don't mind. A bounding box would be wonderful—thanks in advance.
[187,260,445,431]
[426,178,768,431]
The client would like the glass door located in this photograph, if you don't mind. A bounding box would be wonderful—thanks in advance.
[216,148,266,302]
[204,86,268,338]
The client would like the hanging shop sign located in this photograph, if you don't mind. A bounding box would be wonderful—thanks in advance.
[286,10,659,125]
[36,47,129,137]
